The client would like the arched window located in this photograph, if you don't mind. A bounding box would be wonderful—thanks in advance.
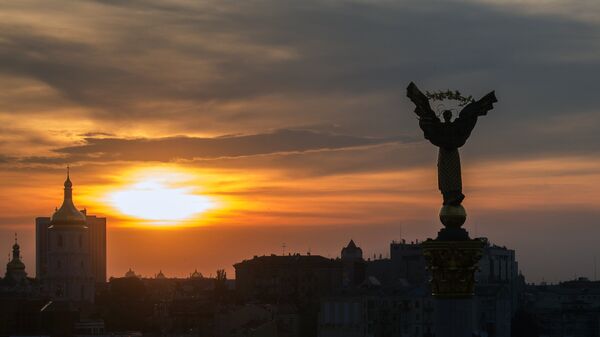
[58,235,63,248]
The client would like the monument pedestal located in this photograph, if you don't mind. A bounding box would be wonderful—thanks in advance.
[434,298,476,337]
[421,205,484,337]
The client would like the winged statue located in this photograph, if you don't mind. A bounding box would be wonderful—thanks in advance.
[406,82,497,206]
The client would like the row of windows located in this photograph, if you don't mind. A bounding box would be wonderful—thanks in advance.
[56,234,84,248]
[55,260,86,269]
[55,284,87,299]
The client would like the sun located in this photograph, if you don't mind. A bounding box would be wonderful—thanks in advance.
[107,171,215,223]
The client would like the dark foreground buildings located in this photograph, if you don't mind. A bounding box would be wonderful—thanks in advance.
[0,172,108,336]
[231,239,521,337]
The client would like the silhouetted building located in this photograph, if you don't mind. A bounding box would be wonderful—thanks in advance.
[234,254,343,304]
[1,234,39,298]
[37,215,106,285]
[235,254,342,336]
[84,211,107,283]
[363,240,427,287]
[215,304,286,337]
[472,243,520,336]
[341,240,366,288]
[319,281,434,337]
[125,268,139,278]
[4,234,27,285]
[390,240,428,285]
[521,278,600,337]
[323,239,519,337]
[36,171,96,302]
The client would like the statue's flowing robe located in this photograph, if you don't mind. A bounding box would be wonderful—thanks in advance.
[419,118,472,205]
[437,147,464,205]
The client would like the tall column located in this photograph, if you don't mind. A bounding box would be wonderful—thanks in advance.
[422,205,484,337]
[405,81,497,337]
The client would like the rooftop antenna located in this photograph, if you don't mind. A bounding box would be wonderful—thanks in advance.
[594,256,597,281]
[281,243,286,256]
[399,223,402,242]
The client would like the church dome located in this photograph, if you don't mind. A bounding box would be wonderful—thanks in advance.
[6,255,25,271]
[125,268,137,278]
[156,270,166,279]
[190,269,203,279]
[50,169,86,226]
[6,234,27,282]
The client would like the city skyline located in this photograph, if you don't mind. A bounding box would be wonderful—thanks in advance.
[0,171,589,284]
[1,0,600,283]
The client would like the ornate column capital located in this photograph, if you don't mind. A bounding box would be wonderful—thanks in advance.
[422,238,485,298]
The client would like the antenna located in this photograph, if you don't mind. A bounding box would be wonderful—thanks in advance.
[399,223,402,242]
[594,256,597,281]
[281,243,286,256]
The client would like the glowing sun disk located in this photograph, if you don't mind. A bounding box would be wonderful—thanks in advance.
[109,180,214,221]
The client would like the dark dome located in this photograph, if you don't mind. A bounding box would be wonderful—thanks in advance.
[50,171,86,226]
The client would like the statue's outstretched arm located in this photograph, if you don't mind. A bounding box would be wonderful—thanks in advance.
[407,82,439,122]
[458,91,497,119]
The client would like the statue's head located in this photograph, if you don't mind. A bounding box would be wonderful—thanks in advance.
[442,110,453,123]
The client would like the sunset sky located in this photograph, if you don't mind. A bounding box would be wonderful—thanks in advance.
[1,0,599,283]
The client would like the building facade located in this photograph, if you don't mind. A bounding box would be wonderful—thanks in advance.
[341,240,366,288]
[36,171,101,302]
[318,239,520,337]
[36,214,106,284]
[234,254,343,303]
[5,235,27,285]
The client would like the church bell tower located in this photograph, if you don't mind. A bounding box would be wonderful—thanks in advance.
[42,168,95,302]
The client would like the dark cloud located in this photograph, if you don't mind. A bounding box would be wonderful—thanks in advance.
[19,129,411,164]
[0,155,11,163]
[1,0,598,160]
[77,132,116,138]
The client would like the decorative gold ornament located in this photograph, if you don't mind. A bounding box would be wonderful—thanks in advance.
[422,238,485,298]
